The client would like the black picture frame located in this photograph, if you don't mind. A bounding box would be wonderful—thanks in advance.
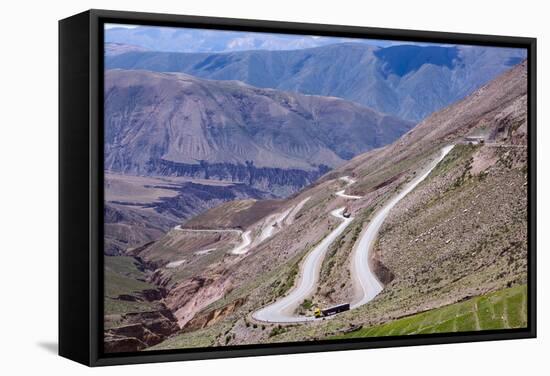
[59,8,537,367]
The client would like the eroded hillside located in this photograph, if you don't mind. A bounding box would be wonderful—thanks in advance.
[105,43,525,121]
[105,69,413,197]
[104,61,528,351]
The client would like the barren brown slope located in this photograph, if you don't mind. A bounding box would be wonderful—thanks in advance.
[105,69,413,197]
[112,62,528,350]
[306,61,528,312]
[134,180,340,328]
[270,61,528,342]
[103,173,273,255]
[336,60,528,183]
[181,199,285,230]
[101,64,527,348]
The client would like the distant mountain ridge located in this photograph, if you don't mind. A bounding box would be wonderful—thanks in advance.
[105,42,149,56]
[105,43,526,121]
[105,69,413,196]
[104,26,392,53]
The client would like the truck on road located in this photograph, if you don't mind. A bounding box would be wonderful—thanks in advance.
[314,303,350,318]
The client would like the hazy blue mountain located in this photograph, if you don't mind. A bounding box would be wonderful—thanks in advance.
[104,26,393,53]
[105,42,149,56]
[104,69,413,196]
[105,43,526,121]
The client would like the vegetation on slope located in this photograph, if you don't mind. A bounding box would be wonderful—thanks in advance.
[332,284,527,339]
[104,256,180,352]
[104,256,161,316]
[116,63,529,351]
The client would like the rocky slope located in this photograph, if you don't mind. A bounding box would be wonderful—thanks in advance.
[300,61,528,310]
[106,43,525,121]
[103,255,180,352]
[104,173,273,255]
[105,69,412,197]
[104,61,528,351]
[154,62,526,348]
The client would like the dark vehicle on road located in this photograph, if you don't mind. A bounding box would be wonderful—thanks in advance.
[343,206,351,218]
[314,303,350,318]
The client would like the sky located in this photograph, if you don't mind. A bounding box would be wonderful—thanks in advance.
[105,24,138,29]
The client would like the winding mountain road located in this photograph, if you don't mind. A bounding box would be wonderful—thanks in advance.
[285,197,311,226]
[252,207,354,323]
[335,177,362,199]
[253,145,454,323]
[252,176,359,323]
[258,208,293,243]
[351,145,454,307]
[172,226,250,255]
[172,196,312,256]
[231,231,252,255]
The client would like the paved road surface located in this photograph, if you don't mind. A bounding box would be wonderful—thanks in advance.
[253,146,454,322]
[231,231,252,255]
[172,226,249,255]
[252,176,361,322]
[351,145,454,307]
[258,208,293,243]
[252,207,354,323]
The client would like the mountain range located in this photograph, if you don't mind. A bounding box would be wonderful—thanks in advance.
[105,69,413,196]
[103,61,528,352]
[103,24,529,353]
[104,25,393,53]
[105,43,525,121]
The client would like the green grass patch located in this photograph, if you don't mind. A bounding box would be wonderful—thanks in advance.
[105,255,146,279]
[104,269,153,298]
[331,285,527,339]
[104,256,159,315]
[104,256,154,298]
[104,298,160,317]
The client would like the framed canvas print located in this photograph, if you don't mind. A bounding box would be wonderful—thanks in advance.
[59,9,536,366]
